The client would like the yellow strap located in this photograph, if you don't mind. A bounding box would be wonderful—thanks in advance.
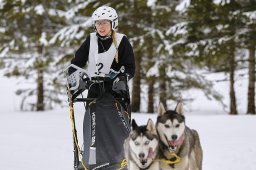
[156,152,181,165]
[68,90,88,170]
[116,159,127,170]
[115,103,130,120]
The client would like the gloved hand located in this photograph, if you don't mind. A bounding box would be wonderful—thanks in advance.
[112,76,128,94]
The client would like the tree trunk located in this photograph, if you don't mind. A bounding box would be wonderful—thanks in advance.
[159,64,167,108]
[37,68,44,111]
[146,22,155,113]
[131,50,141,112]
[247,45,255,114]
[36,46,45,111]
[229,49,237,115]
[147,78,154,113]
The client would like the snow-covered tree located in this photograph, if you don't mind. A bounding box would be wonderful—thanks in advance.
[0,0,78,111]
[50,0,225,113]
[2,0,249,114]
[185,0,256,114]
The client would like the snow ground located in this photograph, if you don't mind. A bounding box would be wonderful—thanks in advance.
[1,108,256,170]
[0,74,255,170]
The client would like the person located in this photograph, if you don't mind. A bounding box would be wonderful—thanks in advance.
[70,5,135,112]
[69,6,135,170]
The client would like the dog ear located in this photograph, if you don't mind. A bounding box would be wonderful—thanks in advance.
[146,119,156,132]
[158,102,166,116]
[131,119,138,130]
[175,102,184,115]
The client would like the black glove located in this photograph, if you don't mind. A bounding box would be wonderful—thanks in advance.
[112,76,128,94]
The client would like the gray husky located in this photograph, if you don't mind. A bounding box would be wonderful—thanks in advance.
[124,119,160,170]
[156,102,203,170]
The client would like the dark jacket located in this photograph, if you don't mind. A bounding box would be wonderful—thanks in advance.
[71,33,135,78]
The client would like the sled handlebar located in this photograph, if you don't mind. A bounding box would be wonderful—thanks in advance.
[64,64,126,102]
[64,64,117,90]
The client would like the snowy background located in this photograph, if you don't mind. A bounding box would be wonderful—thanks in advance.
[1,71,256,170]
[1,0,255,169]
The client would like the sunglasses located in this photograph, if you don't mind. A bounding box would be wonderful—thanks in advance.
[95,20,111,27]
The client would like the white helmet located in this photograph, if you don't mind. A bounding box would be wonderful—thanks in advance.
[92,6,118,31]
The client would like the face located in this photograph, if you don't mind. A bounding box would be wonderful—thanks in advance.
[156,103,186,148]
[129,119,158,168]
[157,118,185,147]
[95,20,112,37]
[129,135,158,168]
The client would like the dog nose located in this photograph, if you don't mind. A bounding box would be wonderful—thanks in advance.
[139,153,145,158]
[172,135,178,140]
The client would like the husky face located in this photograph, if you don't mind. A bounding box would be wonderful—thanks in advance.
[129,119,159,169]
[156,103,186,149]
[156,102,203,170]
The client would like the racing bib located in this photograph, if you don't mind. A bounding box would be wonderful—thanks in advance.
[87,32,124,78]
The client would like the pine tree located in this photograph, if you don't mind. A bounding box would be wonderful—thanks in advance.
[185,0,252,114]
[0,0,73,111]
[117,0,152,112]
[239,1,256,115]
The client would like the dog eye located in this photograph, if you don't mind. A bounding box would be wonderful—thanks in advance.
[175,124,180,128]
[164,124,170,128]
[145,141,149,145]
[134,141,140,145]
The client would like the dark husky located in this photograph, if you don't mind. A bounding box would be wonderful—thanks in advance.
[124,119,160,170]
[156,102,203,170]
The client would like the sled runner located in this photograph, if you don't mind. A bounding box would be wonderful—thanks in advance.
[64,64,130,170]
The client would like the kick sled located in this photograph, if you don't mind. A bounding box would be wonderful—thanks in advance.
[64,64,130,170]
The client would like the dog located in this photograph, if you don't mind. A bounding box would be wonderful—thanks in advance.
[156,102,203,170]
[124,119,160,170]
